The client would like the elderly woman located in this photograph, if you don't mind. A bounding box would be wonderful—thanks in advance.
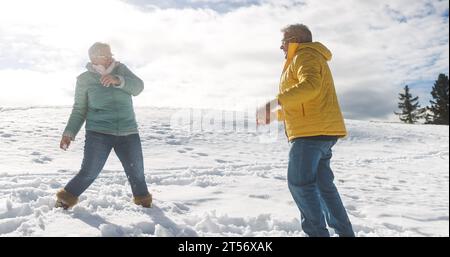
[55,42,152,209]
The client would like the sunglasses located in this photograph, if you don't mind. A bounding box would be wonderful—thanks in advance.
[281,37,296,44]
[94,54,114,59]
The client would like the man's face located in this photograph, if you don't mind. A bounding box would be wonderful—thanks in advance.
[91,47,114,68]
[280,33,294,59]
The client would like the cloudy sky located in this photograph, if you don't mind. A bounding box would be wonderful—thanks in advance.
[0,0,448,120]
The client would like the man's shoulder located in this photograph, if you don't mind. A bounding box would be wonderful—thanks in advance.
[295,48,320,59]
[292,49,322,68]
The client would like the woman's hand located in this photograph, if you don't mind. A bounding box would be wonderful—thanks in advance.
[60,136,72,151]
[100,75,121,87]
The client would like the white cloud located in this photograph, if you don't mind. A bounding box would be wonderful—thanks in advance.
[0,0,448,120]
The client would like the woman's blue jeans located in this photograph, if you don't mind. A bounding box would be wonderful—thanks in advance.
[288,138,355,237]
[64,130,150,198]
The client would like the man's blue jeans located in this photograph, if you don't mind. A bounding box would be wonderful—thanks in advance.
[288,138,355,237]
[65,130,150,198]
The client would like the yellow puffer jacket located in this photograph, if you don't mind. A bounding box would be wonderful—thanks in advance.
[276,42,347,141]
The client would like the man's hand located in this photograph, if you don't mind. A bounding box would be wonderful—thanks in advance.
[256,109,277,125]
[100,75,121,87]
[60,136,72,151]
[256,98,279,126]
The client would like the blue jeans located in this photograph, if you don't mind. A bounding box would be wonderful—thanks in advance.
[287,138,355,237]
[65,130,150,198]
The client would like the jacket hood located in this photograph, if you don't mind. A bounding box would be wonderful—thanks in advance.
[297,42,332,61]
[282,42,332,73]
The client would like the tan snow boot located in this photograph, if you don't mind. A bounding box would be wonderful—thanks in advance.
[134,194,152,208]
[55,189,78,210]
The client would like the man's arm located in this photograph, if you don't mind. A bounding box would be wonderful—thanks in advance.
[277,54,322,105]
[63,79,88,140]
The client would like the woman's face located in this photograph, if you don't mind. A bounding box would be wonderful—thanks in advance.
[91,47,114,68]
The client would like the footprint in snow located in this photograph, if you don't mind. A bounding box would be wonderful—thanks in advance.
[166,140,182,145]
[215,159,229,163]
[249,194,270,200]
[32,156,53,164]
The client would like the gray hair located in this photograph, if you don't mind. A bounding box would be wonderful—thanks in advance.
[281,24,313,43]
[88,42,111,59]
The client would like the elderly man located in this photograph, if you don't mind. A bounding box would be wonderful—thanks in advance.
[55,42,152,209]
[257,24,355,237]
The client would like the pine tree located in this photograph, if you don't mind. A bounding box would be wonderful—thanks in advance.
[425,73,449,125]
[394,85,424,124]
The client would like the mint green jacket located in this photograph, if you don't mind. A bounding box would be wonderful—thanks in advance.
[63,63,143,140]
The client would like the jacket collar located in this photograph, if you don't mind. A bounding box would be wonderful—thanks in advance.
[282,43,299,73]
[86,60,119,75]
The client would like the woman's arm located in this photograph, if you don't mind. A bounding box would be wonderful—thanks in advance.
[63,79,88,140]
[115,64,144,96]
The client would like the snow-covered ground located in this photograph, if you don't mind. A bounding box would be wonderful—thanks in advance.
[0,107,448,237]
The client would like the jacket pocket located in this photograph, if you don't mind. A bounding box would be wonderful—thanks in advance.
[301,104,306,117]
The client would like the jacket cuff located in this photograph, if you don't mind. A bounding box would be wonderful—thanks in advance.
[276,109,285,121]
[114,75,125,89]
[63,131,75,141]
